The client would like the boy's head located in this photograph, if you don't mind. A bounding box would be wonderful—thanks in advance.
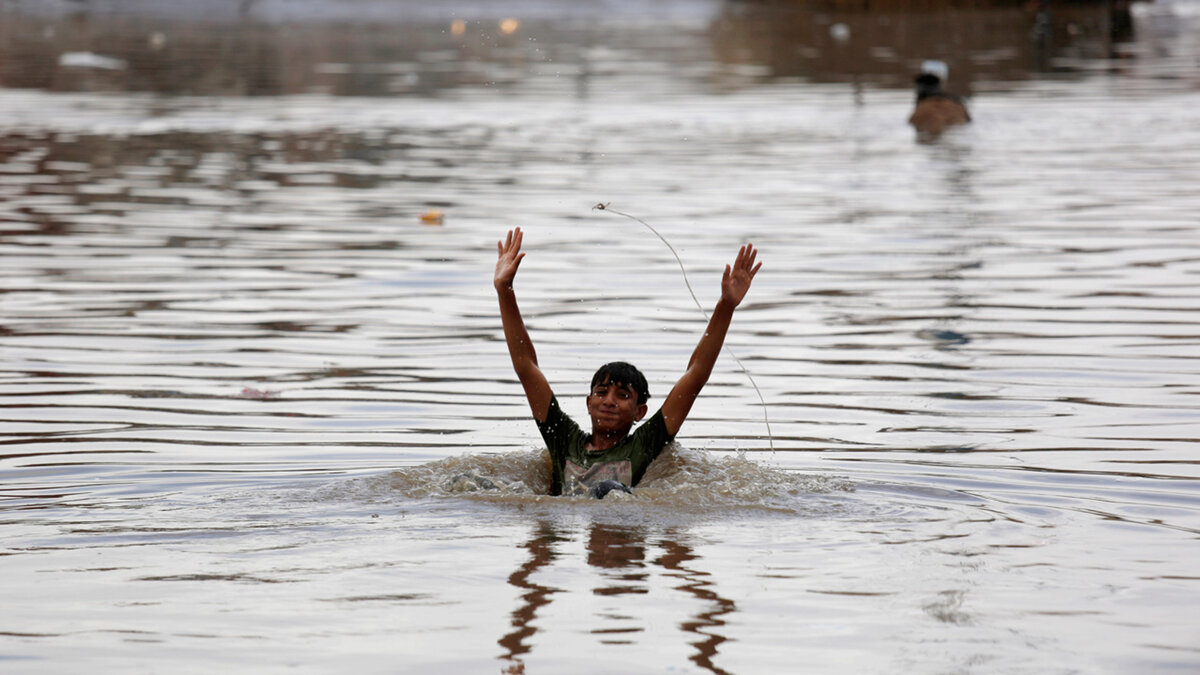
[587,362,650,439]
[589,362,649,405]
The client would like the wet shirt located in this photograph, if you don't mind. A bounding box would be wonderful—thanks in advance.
[537,396,674,496]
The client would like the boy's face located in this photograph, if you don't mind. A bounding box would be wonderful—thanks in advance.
[586,377,648,438]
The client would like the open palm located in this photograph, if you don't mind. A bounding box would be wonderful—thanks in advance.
[494,227,526,290]
[721,243,761,307]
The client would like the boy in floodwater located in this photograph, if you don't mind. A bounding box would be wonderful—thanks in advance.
[494,227,761,498]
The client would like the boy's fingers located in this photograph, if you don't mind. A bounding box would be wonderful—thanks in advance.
[499,228,524,256]
[736,243,758,270]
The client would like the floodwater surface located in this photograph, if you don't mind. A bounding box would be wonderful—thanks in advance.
[2,1,1200,673]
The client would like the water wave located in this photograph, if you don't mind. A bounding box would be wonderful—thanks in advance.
[324,445,854,516]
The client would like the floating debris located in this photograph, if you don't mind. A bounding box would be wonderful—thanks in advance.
[419,209,444,225]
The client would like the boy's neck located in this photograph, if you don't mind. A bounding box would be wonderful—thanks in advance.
[587,428,630,452]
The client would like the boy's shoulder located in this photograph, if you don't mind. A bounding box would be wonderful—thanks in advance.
[537,396,586,446]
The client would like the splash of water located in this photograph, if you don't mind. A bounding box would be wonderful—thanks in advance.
[332,446,849,515]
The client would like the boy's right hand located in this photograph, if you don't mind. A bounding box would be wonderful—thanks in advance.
[494,227,526,291]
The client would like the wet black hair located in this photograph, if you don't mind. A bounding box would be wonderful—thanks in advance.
[590,361,650,405]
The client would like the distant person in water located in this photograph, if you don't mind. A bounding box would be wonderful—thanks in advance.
[909,60,971,139]
[494,227,761,498]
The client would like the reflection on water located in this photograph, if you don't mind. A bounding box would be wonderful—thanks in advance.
[656,535,738,675]
[499,520,738,675]
[499,521,563,672]
[3,0,1200,672]
[0,0,1141,98]
[712,0,1137,90]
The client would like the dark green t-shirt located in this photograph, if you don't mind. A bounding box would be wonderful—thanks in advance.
[537,396,675,496]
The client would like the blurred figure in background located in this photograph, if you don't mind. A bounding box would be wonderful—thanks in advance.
[909,60,971,139]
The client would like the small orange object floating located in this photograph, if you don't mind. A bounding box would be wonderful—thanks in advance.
[420,209,445,225]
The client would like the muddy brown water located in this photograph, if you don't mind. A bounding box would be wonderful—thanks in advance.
[2,1,1199,672]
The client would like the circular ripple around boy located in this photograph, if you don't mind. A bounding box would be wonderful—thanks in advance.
[494,227,762,498]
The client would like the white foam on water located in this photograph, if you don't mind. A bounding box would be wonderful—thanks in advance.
[317,444,854,520]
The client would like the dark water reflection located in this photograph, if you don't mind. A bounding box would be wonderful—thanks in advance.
[712,0,1137,88]
[498,521,563,671]
[1,0,1140,98]
[499,520,737,674]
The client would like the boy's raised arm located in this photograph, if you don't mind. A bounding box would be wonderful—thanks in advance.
[660,243,761,436]
[495,227,554,422]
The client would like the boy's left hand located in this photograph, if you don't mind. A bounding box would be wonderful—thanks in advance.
[721,243,761,307]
